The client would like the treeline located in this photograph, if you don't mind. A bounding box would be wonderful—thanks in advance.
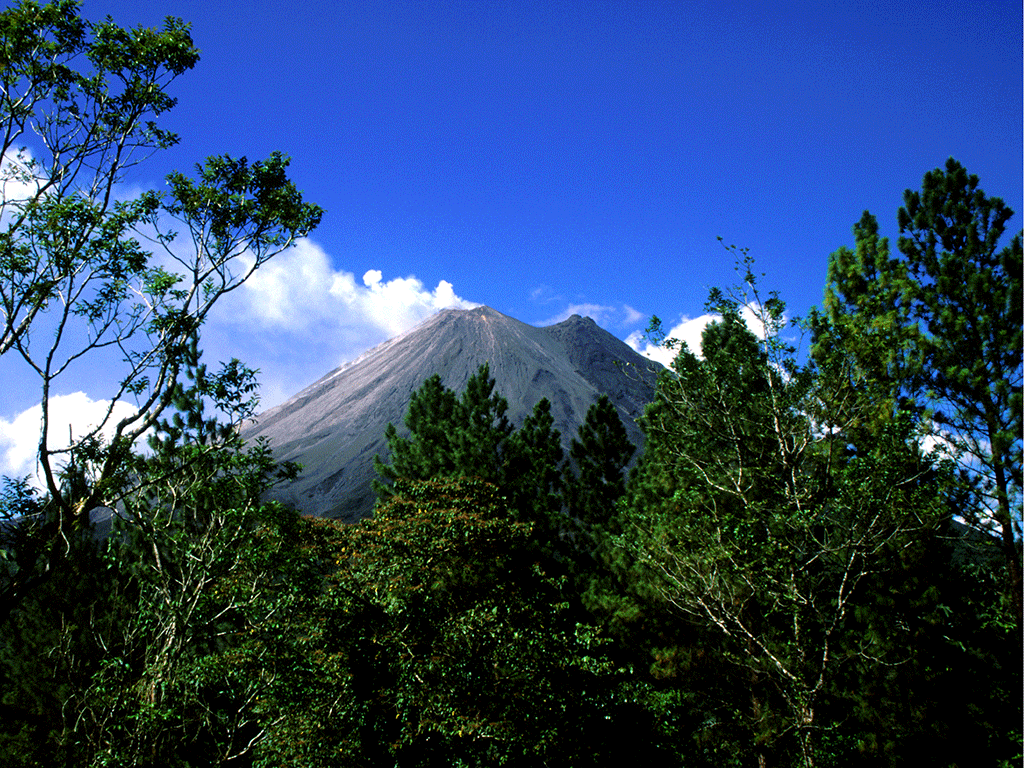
[0,2,1020,765]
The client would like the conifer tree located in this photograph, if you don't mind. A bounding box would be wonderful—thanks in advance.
[816,158,1023,635]
[896,160,1022,628]
[453,363,514,480]
[563,395,635,573]
[374,366,569,559]
[374,364,512,494]
[809,211,923,442]
[503,397,565,554]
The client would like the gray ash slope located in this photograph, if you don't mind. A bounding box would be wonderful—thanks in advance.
[244,306,660,521]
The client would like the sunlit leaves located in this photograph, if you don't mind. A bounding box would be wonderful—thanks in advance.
[163,152,323,257]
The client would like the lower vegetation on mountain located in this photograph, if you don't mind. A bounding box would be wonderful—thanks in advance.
[0,2,1018,757]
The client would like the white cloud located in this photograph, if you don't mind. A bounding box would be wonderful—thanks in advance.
[0,148,43,208]
[539,302,618,326]
[212,239,476,336]
[356,266,471,337]
[0,393,141,485]
[528,283,646,330]
[536,302,655,330]
[626,314,717,367]
[204,239,478,407]
[625,303,780,367]
[622,304,645,325]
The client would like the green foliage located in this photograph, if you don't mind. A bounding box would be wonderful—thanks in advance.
[833,526,1022,766]
[562,395,635,589]
[564,395,635,535]
[0,0,322,529]
[69,501,303,767]
[896,159,1022,571]
[503,397,566,549]
[0,501,115,766]
[0,478,47,626]
[2,44,1017,765]
[374,364,511,491]
[809,211,923,441]
[249,477,630,767]
[1,0,198,358]
[374,364,573,559]
[813,158,1022,636]
[0,334,308,766]
[602,265,972,766]
[163,151,323,259]
[0,4,322,762]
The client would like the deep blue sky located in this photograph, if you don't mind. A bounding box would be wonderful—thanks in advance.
[90,0,1024,321]
[99,0,1020,315]
[2,0,1021,476]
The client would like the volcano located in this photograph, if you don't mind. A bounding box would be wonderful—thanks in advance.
[244,306,660,521]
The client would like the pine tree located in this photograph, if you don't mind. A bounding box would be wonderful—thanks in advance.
[809,211,924,443]
[503,397,565,555]
[453,363,513,478]
[375,365,576,565]
[816,158,1023,636]
[374,374,462,489]
[374,364,512,495]
[562,395,635,571]
[897,160,1022,628]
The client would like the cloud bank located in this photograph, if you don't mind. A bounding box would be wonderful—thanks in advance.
[0,393,141,484]
[205,239,478,407]
[625,304,774,367]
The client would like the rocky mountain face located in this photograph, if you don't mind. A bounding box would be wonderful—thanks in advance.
[243,306,660,521]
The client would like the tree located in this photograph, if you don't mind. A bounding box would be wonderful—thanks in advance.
[373,364,512,494]
[452,362,513,477]
[897,159,1022,623]
[563,394,635,563]
[808,211,923,442]
[373,364,571,545]
[252,477,625,768]
[503,397,566,552]
[0,4,322,759]
[1,0,198,350]
[374,364,583,569]
[0,0,323,532]
[0,341,310,766]
[613,270,949,766]
[816,158,1022,634]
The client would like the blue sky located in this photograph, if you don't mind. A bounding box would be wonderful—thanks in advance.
[1,0,1021,477]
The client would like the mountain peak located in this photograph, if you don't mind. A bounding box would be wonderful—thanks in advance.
[438,304,501,318]
[559,313,596,325]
